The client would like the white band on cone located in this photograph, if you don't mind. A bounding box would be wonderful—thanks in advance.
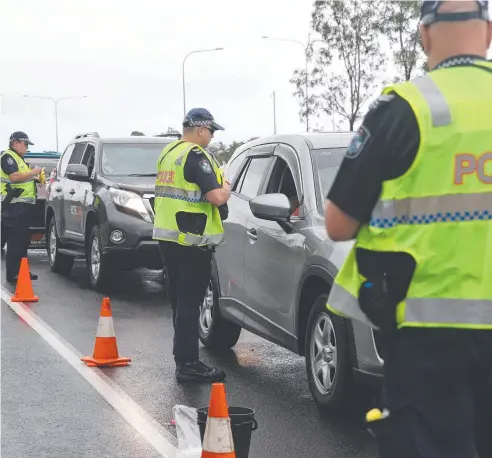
[202,417,235,453]
[96,317,116,338]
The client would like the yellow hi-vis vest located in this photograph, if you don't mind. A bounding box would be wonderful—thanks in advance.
[0,149,36,204]
[152,140,224,247]
[327,62,492,330]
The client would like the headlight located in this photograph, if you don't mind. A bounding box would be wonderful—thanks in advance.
[109,187,152,223]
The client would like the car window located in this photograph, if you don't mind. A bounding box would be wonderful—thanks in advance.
[68,143,88,167]
[266,158,300,215]
[81,144,96,177]
[312,147,346,197]
[225,152,246,183]
[236,156,271,199]
[58,144,75,176]
[102,142,168,176]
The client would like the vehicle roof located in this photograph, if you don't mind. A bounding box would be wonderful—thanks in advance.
[240,132,354,152]
[75,136,176,144]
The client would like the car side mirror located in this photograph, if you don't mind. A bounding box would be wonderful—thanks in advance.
[66,163,90,181]
[249,193,291,223]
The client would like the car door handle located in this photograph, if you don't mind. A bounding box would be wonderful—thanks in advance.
[69,189,76,195]
[55,187,62,192]
[246,228,258,241]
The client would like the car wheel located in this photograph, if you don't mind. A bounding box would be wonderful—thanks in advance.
[199,266,241,350]
[305,293,353,412]
[87,225,113,291]
[47,218,74,275]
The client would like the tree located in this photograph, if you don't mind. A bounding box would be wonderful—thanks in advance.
[380,1,423,82]
[292,0,387,131]
[130,131,145,136]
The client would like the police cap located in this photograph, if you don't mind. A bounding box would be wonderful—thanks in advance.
[421,0,489,27]
[182,108,225,132]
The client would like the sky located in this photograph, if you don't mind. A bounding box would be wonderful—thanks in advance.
[1,0,491,153]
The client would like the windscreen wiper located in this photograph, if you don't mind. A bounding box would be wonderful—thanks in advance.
[127,173,157,177]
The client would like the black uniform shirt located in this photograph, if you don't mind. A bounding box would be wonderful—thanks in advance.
[327,55,487,224]
[1,149,34,218]
[177,147,227,235]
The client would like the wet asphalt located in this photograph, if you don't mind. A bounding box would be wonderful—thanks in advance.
[1,249,379,458]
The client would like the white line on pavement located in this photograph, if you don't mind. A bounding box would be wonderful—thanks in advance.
[1,286,178,458]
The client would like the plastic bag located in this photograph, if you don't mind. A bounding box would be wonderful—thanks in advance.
[173,405,202,458]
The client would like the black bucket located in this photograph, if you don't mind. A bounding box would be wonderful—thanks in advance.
[197,406,258,458]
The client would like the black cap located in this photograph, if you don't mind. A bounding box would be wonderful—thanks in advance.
[182,108,225,132]
[9,131,34,145]
[421,1,489,26]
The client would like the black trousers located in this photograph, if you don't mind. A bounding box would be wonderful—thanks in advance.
[376,328,492,458]
[159,241,212,365]
[2,208,32,280]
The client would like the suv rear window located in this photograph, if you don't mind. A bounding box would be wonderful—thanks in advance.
[312,147,346,198]
[102,143,168,176]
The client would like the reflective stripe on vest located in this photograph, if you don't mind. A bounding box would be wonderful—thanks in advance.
[329,283,492,328]
[152,228,223,246]
[154,185,207,203]
[370,192,492,228]
[412,75,452,127]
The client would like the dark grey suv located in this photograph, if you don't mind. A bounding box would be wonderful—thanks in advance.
[199,133,384,411]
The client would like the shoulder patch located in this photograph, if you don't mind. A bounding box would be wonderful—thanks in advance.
[199,159,212,174]
[345,126,371,159]
[7,156,14,165]
[368,94,395,112]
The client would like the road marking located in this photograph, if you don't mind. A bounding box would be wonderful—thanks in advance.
[1,286,178,458]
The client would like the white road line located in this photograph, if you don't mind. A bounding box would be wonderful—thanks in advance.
[1,286,178,458]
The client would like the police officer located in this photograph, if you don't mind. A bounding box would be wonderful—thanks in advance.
[1,132,42,284]
[324,1,492,457]
[153,108,230,382]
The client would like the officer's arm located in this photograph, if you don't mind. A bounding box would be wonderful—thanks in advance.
[325,93,419,241]
[184,150,230,207]
[9,169,39,183]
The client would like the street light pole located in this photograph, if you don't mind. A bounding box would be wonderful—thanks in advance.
[262,36,322,133]
[23,95,87,151]
[272,90,277,134]
[182,47,224,117]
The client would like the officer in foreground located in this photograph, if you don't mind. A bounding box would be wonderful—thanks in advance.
[1,132,42,284]
[153,108,230,382]
[324,1,492,457]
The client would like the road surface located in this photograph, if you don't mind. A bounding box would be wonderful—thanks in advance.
[1,249,379,458]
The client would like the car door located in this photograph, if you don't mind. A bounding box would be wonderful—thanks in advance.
[71,142,96,241]
[243,144,303,344]
[215,149,274,324]
[64,142,88,240]
[49,144,75,240]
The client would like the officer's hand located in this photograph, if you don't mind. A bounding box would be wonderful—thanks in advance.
[31,167,43,176]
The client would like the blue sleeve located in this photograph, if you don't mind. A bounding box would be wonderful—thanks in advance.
[1,154,19,176]
[183,148,222,195]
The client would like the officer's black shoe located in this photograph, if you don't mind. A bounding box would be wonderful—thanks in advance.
[5,272,38,284]
[175,360,226,383]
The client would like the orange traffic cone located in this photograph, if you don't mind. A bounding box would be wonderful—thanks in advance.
[81,297,131,367]
[11,257,39,303]
[201,383,236,458]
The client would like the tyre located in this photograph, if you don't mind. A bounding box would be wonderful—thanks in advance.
[305,293,353,412]
[87,225,113,291]
[47,218,74,275]
[199,265,241,350]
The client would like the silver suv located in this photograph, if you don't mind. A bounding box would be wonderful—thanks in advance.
[199,133,384,411]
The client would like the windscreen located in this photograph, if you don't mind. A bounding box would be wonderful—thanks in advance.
[312,148,346,198]
[101,143,168,176]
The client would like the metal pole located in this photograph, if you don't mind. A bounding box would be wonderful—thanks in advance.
[182,48,224,117]
[273,91,277,134]
[54,100,59,152]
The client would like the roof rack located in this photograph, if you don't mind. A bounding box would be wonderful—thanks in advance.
[74,132,100,140]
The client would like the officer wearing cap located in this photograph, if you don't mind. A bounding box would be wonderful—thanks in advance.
[1,132,42,283]
[153,108,230,382]
[324,1,492,457]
